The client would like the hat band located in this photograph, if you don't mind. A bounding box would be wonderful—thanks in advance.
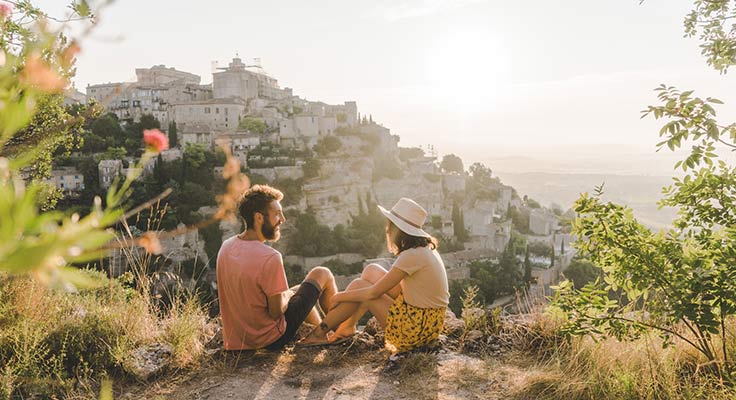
[390,209,423,229]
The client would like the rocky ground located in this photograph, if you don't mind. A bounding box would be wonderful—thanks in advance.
[121,311,556,400]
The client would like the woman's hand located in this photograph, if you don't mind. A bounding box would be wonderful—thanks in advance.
[329,291,347,310]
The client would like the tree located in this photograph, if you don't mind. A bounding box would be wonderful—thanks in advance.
[239,117,268,134]
[0,0,186,284]
[553,0,736,377]
[138,114,161,131]
[508,205,530,233]
[469,162,492,185]
[302,157,321,179]
[452,200,468,241]
[102,146,127,160]
[524,246,532,286]
[91,113,124,144]
[468,242,523,304]
[683,0,736,73]
[441,153,464,174]
[563,258,601,290]
[528,241,553,258]
[168,121,178,148]
[313,135,342,156]
[398,147,424,161]
[1,95,91,183]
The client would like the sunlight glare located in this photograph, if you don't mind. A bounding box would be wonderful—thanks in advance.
[423,29,512,109]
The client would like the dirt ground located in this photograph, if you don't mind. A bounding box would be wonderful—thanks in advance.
[122,341,537,400]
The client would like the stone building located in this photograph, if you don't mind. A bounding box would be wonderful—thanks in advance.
[135,65,200,86]
[529,208,559,236]
[87,65,212,126]
[45,167,84,194]
[98,159,123,189]
[63,88,86,106]
[212,57,291,101]
[170,97,246,131]
[443,173,466,193]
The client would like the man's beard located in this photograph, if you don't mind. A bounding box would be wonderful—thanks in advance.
[262,218,280,241]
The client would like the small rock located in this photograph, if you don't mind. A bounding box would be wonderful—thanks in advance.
[466,329,484,342]
[206,325,223,350]
[364,317,381,336]
[123,343,173,381]
[295,322,315,341]
[393,381,399,385]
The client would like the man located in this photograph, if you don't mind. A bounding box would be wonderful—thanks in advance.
[216,184,338,350]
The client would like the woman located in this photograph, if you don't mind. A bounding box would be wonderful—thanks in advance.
[301,197,450,353]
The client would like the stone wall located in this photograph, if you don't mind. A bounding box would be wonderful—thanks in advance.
[249,167,277,181]
[283,253,365,270]
[441,248,496,268]
[274,166,304,181]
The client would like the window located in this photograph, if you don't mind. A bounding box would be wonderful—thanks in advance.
[224,108,229,115]
[204,107,211,114]
[216,108,219,114]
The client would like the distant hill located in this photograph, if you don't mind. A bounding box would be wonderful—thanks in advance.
[495,171,679,229]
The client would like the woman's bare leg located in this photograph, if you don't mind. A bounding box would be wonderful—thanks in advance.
[302,278,394,343]
[332,264,399,336]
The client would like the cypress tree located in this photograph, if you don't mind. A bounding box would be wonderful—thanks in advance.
[524,245,532,286]
[168,121,178,148]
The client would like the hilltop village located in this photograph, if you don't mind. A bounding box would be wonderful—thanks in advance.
[57,57,574,306]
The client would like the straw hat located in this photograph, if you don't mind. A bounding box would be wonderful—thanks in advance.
[377,197,431,238]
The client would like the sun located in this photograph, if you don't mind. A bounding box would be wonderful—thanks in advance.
[423,29,512,109]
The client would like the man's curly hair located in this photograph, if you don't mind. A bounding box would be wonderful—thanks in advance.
[238,185,284,229]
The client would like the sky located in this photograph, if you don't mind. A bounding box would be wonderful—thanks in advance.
[39,0,736,175]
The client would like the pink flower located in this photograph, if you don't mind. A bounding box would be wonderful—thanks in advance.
[19,53,67,93]
[143,129,169,153]
[0,3,12,19]
[62,42,81,67]
[138,231,162,255]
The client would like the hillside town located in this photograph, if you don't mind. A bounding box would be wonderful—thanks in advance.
[56,56,574,304]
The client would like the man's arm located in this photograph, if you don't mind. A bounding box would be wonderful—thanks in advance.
[267,289,294,319]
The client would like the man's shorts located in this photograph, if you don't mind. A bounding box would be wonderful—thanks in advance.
[265,279,321,350]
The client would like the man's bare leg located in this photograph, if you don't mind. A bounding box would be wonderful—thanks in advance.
[302,266,337,322]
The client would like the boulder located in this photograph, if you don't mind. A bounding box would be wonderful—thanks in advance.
[443,309,465,338]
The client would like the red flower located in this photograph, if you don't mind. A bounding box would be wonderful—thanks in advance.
[0,3,12,19]
[143,129,169,153]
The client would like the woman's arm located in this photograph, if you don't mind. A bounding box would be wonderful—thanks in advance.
[332,267,407,306]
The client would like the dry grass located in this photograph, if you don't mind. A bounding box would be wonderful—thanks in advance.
[507,308,736,400]
[0,213,214,400]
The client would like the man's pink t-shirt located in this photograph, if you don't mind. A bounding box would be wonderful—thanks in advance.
[216,236,289,350]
